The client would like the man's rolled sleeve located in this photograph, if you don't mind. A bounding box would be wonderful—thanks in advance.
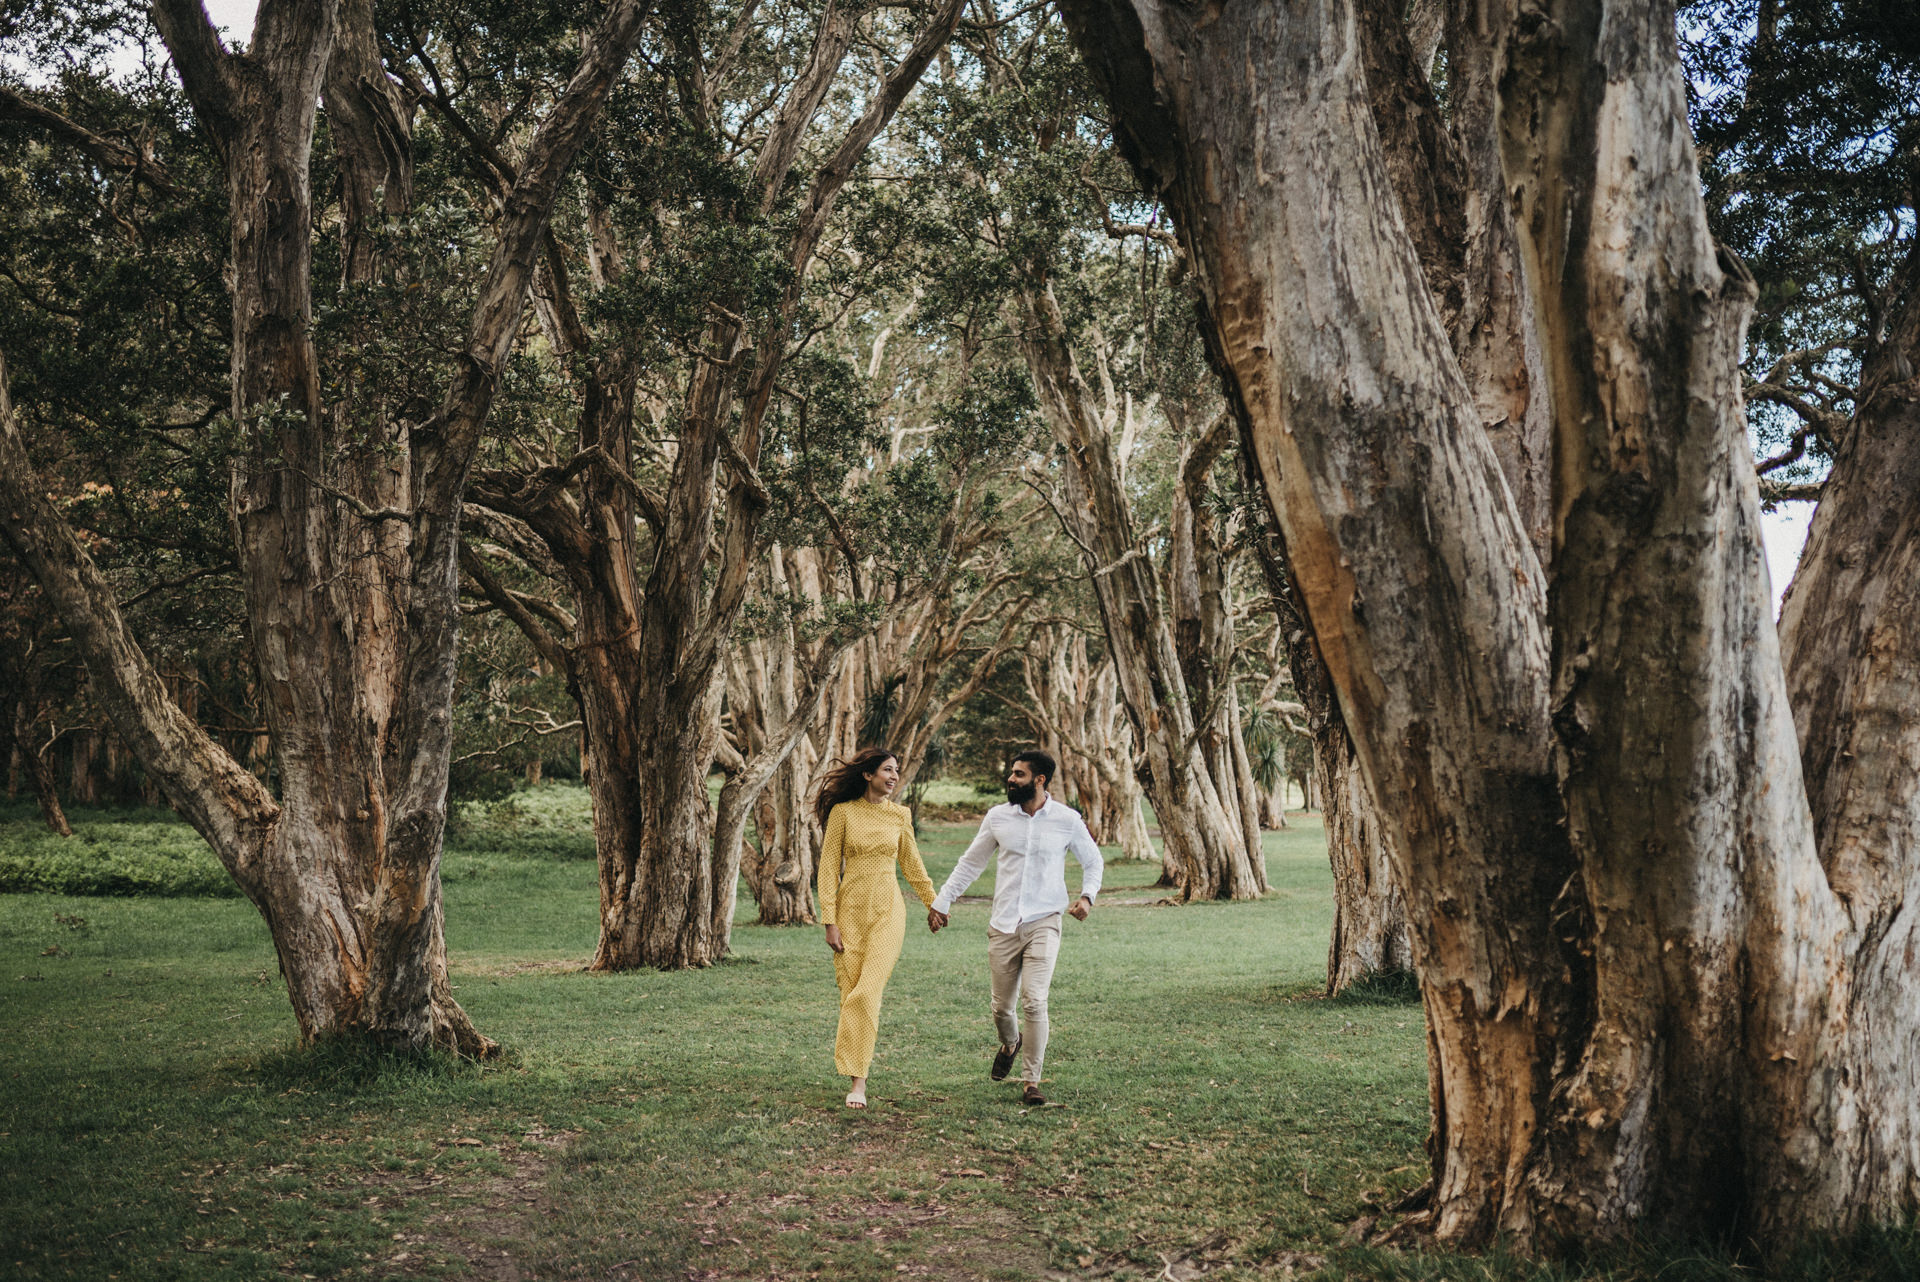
[1068,815,1104,903]
[933,816,998,915]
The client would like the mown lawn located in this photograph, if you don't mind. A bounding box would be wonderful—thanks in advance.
[1,787,1913,1281]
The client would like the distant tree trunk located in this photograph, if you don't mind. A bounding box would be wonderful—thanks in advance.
[1016,282,1263,901]
[720,548,853,929]
[746,747,820,924]
[1169,406,1267,888]
[0,592,73,836]
[4,701,69,836]
[1013,626,1156,862]
[1246,493,1408,992]
[1318,717,1408,989]
[66,728,97,805]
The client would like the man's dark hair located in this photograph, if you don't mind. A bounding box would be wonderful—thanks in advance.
[1011,749,1056,788]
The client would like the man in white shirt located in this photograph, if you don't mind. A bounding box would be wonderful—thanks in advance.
[928,749,1104,1106]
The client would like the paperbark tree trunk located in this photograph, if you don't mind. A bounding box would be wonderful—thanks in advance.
[1063,0,1917,1251]
[745,747,821,925]
[715,549,855,931]
[0,0,648,1053]
[1246,500,1409,991]
[1012,625,1156,861]
[1057,0,1580,1246]
[471,0,963,968]
[1169,409,1268,888]
[1774,237,1920,1227]
[1016,282,1264,901]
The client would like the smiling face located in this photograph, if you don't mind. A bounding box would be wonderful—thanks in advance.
[864,755,901,798]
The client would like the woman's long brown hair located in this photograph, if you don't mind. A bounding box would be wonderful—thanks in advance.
[814,747,898,828]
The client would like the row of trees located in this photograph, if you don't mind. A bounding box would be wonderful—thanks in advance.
[2,0,1913,1258]
[0,0,1314,1018]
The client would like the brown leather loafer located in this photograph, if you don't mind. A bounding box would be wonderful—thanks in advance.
[990,1039,1020,1081]
[1021,1083,1047,1106]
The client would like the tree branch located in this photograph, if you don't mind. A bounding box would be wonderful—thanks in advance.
[0,88,179,194]
[458,540,572,673]
[147,0,243,153]
[0,347,276,870]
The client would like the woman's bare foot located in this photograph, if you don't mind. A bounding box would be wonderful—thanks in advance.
[845,1076,868,1109]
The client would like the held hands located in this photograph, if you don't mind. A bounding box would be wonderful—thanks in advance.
[824,924,845,954]
[927,907,949,934]
[1069,895,1092,922]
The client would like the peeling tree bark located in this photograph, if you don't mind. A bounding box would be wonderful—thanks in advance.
[1062,0,1578,1246]
[1061,0,1918,1251]
[1775,237,1920,1228]
[1017,282,1265,901]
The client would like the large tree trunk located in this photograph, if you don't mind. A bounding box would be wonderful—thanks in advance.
[1063,0,1913,1251]
[1061,0,1577,1247]
[1775,238,1920,1225]
[1016,283,1263,901]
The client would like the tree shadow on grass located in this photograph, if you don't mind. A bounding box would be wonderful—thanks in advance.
[1328,968,1422,1006]
[245,1032,513,1091]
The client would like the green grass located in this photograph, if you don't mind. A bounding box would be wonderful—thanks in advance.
[2,788,1914,1281]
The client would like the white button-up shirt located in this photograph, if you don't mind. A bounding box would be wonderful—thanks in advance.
[932,797,1105,933]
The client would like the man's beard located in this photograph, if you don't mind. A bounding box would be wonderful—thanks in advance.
[1006,780,1037,805]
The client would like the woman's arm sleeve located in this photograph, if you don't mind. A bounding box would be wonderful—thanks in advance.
[898,815,937,908]
[817,806,846,925]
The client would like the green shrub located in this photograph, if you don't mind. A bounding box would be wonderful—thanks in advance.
[0,782,601,899]
[0,813,238,898]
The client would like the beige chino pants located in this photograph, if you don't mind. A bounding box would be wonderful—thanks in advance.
[987,912,1062,1083]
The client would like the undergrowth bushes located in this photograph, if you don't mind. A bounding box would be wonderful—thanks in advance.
[0,783,599,897]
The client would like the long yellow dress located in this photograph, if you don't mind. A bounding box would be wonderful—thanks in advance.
[817,798,937,1078]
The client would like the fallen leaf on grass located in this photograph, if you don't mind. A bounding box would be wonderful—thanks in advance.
[942,1169,989,1178]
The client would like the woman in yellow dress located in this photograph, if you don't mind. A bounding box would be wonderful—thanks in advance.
[815,746,937,1109]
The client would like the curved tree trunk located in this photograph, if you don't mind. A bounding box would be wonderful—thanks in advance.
[1016,283,1263,901]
